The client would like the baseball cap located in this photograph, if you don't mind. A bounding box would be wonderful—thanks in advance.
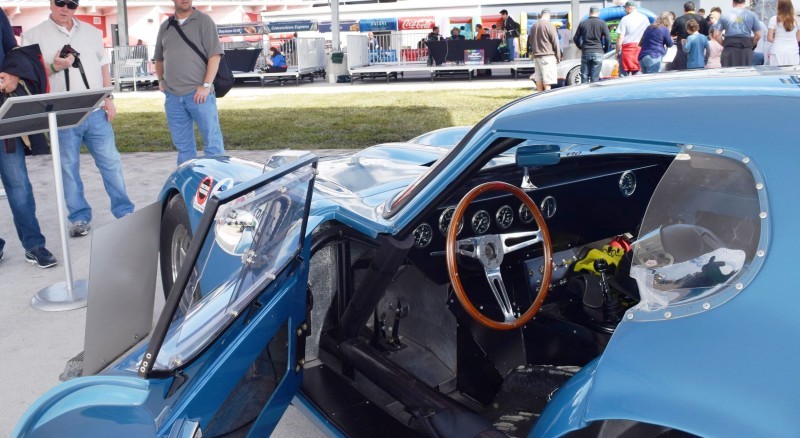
[541,8,551,15]
[589,6,600,12]
[625,1,637,7]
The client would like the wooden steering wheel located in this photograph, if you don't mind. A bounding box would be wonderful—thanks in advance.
[445,182,553,330]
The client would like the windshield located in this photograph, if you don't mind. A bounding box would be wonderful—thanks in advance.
[630,148,768,319]
[151,162,315,371]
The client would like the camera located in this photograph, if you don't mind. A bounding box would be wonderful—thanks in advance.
[59,44,82,67]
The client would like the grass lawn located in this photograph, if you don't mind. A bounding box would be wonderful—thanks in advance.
[112,88,530,152]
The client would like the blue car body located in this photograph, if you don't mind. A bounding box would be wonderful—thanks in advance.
[14,67,800,437]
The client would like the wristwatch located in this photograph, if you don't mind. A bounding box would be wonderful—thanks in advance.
[202,82,211,89]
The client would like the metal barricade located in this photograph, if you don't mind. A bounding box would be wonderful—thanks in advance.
[270,38,299,66]
[347,34,369,68]
[394,31,429,64]
[296,37,325,72]
[111,45,154,91]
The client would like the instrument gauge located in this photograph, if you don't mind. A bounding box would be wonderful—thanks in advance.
[519,204,535,224]
[413,223,433,248]
[540,196,557,219]
[496,205,514,229]
[439,207,463,236]
[471,210,491,234]
[619,170,637,197]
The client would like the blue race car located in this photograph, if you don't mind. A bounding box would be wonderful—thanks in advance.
[15,67,799,437]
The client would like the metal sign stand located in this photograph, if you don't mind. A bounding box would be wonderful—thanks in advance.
[0,88,112,311]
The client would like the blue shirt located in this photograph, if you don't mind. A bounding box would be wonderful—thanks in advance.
[683,33,709,68]
[639,26,673,59]
[271,53,286,68]
[713,8,761,38]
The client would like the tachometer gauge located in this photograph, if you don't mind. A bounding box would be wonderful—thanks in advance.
[413,223,433,248]
[519,204,535,224]
[471,210,491,234]
[439,207,463,236]
[619,170,637,197]
[496,205,514,229]
[540,196,557,219]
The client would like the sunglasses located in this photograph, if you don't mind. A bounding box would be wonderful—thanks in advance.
[54,0,79,10]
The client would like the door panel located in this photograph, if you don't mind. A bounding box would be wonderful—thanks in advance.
[142,156,318,436]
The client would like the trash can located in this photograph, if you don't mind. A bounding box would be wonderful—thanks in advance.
[331,52,345,64]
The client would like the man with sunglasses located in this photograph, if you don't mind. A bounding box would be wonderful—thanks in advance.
[0,8,58,268]
[23,0,134,239]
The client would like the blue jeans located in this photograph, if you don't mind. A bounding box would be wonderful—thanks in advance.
[0,139,46,250]
[640,55,663,74]
[581,52,604,82]
[507,37,517,60]
[164,91,225,165]
[59,110,134,224]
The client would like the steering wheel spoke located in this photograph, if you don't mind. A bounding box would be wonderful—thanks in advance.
[500,230,542,254]
[485,267,516,322]
[446,181,553,330]
[456,237,480,259]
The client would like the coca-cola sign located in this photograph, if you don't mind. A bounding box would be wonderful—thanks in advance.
[399,17,436,31]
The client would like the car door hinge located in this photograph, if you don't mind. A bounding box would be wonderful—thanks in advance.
[166,370,188,398]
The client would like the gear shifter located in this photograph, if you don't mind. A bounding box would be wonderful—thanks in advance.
[594,259,622,325]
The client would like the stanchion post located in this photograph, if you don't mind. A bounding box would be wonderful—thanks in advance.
[30,111,88,311]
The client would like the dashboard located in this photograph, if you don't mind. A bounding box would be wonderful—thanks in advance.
[407,154,673,284]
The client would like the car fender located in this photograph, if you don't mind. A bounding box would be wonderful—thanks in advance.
[158,157,264,231]
[531,359,597,437]
[13,376,160,437]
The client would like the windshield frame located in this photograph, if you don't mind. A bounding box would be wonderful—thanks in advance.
[138,155,318,378]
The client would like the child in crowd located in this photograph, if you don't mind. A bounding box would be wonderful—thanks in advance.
[682,19,709,69]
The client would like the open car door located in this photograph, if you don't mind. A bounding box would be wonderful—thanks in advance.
[119,155,320,437]
[14,156,318,438]
[139,155,318,437]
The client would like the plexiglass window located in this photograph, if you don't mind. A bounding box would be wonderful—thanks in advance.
[153,164,315,371]
[630,148,768,319]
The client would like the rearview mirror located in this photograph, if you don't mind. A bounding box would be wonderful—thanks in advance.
[516,144,560,167]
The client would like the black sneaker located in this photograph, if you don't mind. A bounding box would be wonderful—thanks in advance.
[25,247,58,268]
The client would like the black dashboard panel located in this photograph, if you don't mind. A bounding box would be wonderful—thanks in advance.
[408,154,673,284]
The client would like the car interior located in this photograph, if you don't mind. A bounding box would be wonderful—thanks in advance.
[152,136,762,437]
[299,142,680,437]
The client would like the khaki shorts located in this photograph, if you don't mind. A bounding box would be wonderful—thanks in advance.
[533,55,558,85]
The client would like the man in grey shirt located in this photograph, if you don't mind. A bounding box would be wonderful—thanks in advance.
[155,0,225,165]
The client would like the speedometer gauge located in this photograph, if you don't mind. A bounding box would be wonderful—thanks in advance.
[519,204,535,224]
[540,196,557,219]
[472,210,491,234]
[619,170,637,197]
[496,205,514,229]
[413,223,433,248]
[439,207,463,236]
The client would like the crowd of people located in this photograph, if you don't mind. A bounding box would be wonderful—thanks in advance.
[569,0,800,86]
[0,0,224,269]
[1,0,797,268]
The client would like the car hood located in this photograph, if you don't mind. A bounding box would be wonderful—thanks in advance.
[315,142,448,200]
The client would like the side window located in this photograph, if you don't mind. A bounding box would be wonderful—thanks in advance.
[630,148,769,320]
[150,161,315,372]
